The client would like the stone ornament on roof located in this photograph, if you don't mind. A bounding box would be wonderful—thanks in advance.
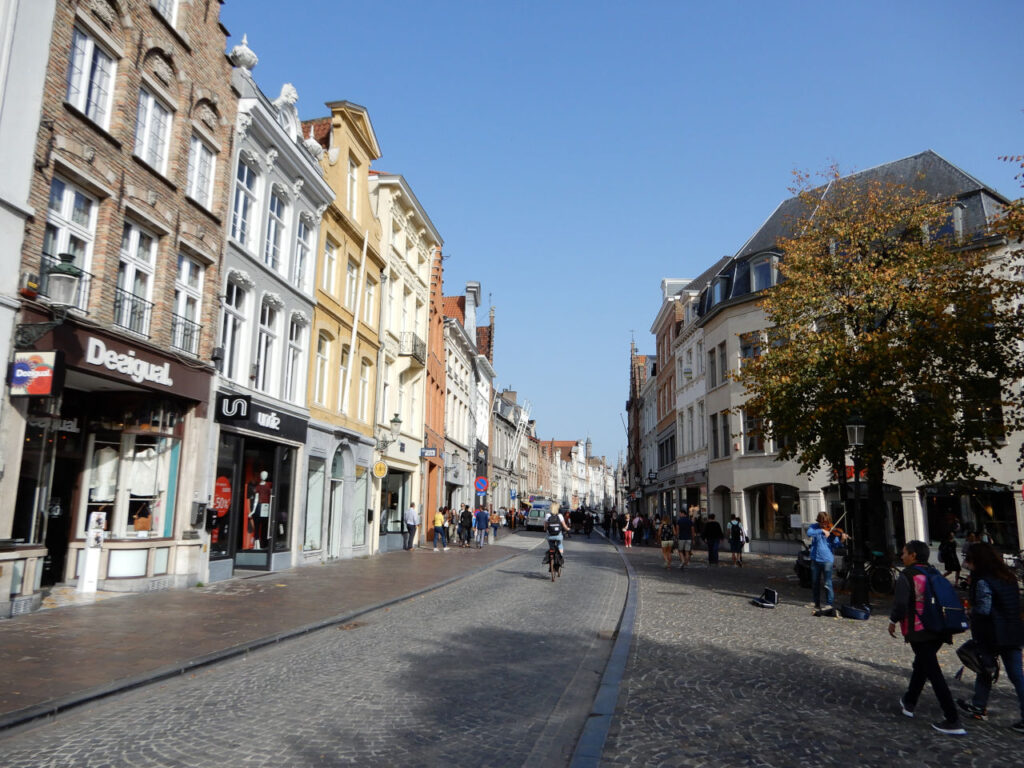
[229,34,258,71]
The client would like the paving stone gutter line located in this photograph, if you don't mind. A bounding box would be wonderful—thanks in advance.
[569,537,637,768]
[0,552,521,734]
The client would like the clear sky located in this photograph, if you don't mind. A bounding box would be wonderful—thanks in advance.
[220,0,1024,466]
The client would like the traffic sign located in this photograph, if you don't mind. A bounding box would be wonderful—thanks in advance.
[510,489,517,498]
[475,476,488,492]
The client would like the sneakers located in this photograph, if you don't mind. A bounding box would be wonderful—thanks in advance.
[899,696,914,718]
[956,699,988,721]
[1011,720,1024,734]
[443,547,450,552]
[931,719,966,735]
[432,548,439,552]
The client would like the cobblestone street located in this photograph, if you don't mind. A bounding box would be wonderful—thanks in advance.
[602,545,1023,768]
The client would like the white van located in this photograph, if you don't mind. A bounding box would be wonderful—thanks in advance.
[526,499,559,531]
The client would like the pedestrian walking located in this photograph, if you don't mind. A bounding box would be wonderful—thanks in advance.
[490,508,501,542]
[888,540,966,735]
[404,502,419,551]
[432,507,449,552]
[703,513,724,565]
[675,506,693,569]
[938,530,961,586]
[727,514,747,567]
[459,505,473,547]
[807,511,846,611]
[474,507,489,548]
[623,513,633,547]
[658,516,675,569]
[955,542,1024,732]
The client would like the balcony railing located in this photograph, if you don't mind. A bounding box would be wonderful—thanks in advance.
[399,332,426,366]
[113,287,153,337]
[171,313,202,356]
[38,253,92,313]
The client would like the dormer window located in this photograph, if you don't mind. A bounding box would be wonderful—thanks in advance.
[711,277,727,306]
[750,254,778,292]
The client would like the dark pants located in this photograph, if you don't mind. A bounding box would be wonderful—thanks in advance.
[404,523,417,550]
[904,638,958,721]
[707,538,721,564]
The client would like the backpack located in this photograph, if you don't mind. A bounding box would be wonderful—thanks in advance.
[660,522,674,541]
[729,521,743,543]
[910,565,969,635]
[546,513,562,535]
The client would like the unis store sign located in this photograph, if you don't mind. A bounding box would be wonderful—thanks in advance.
[215,392,307,442]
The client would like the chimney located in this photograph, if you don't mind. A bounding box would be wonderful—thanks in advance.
[465,281,480,346]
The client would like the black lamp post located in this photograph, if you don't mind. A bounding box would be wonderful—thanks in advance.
[846,414,869,608]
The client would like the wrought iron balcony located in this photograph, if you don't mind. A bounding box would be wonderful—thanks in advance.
[113,287,153,337]
[399,331,426,366]
[171,313,202,356]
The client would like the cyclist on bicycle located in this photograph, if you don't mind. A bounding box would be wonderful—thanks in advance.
[545,507,569,555]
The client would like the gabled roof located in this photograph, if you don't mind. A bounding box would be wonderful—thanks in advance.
[323,100,382,160]
[442,296,465,324]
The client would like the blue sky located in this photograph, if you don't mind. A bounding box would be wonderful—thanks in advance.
[220,0,1024,465]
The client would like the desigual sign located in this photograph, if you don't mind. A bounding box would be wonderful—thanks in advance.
[85,337,174,386]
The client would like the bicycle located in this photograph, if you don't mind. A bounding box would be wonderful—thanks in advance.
[545,538,563,581]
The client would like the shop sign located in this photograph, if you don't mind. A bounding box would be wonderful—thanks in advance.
[212,476,232,514]
[215,392,307,442]
[9,351,64,396]
[373,461,388,478]
[85,337,173,386]
[27,415,80,433]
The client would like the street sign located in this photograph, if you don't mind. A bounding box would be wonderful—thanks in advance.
[475,476,488,492]
[510,489,517,498]
[420,448,437,458]
[372,461,388,478]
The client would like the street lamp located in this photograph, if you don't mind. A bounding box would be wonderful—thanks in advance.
[15,253,82,348]
[375,413,402,450]
[846,414,869,608]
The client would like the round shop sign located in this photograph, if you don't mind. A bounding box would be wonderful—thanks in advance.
[373,461,389,479]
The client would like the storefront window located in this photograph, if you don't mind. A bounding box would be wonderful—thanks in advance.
[749,484,799,540]
[304,458,325,551]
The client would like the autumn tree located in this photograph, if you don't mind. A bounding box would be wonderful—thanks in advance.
[735,167,1024,523]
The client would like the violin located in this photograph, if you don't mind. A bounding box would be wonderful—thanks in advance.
[823,524,849,540]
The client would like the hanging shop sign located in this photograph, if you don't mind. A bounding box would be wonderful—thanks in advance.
[215,391,307,442]
[8,350,64,397]
[373,461,389,479]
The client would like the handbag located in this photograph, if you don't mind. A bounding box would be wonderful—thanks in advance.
[954,639,1000,683]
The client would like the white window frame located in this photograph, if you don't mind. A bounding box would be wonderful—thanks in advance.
[283,319,304,403]
[153,0,179,25]
[314,333,330,405]
[320,241,336,296]
[750,254,777,293]
[116,221,157,336]
[220,282,247,381]
[293,216,311,287]
[337,345,350,413]
[134,88,172,175]
[172,254,203,355]
[363,278,376,324]
[264,189,286,271]
[345,260,358,309]
[358,360,370,422]
[254,300,278,394]
[44,177,97,303]
[66,27,116,129]
[186,134,216,209]
[346,156,358,216]
[230,160,258,249]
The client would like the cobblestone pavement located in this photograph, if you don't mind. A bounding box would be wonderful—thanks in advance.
[0,533,627,768]
[600,545,1023,768]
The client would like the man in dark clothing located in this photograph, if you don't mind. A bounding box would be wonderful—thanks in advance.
[674,507,694,569]
[703,513,724,565]
[459,505,473,548]
[888,540,965,735]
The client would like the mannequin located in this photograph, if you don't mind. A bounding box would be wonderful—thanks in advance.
[250,470,272,548]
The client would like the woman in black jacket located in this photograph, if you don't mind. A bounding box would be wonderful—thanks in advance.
[956,542,1024,733]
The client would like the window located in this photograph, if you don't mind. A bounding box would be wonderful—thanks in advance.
[115,222,156,335]
[718,342,727,383]
[337,345,350,413]
[743,408,764,454]
[293,217,311,286]
[66,28,115,128]
[720,411,731,457]
[172,254,203,355]
[363,278,376,324]
[707,347,717,388]
[687,406,694,453]
[220,282,246,380]
[698,401,705,447]
[740,333,761,368]
[358,361,370,421]
[153,0,178,25]
[345,261,358,308]
[321,240,337,294]
[43,177,96,308]
[751,255,777,292]
[711,278,727,306]
[346,156,358,216]
[283,319,304,403]
[264,190,286,270]
[254,300,278,393]
[314,333,329,405]
[230,161,258,248]
[186,135,216,209]
[134,90,172,174]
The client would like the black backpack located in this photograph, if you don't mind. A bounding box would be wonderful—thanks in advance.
[909,565,969,635]
[546,513,562,535]
[660,522,674,541]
